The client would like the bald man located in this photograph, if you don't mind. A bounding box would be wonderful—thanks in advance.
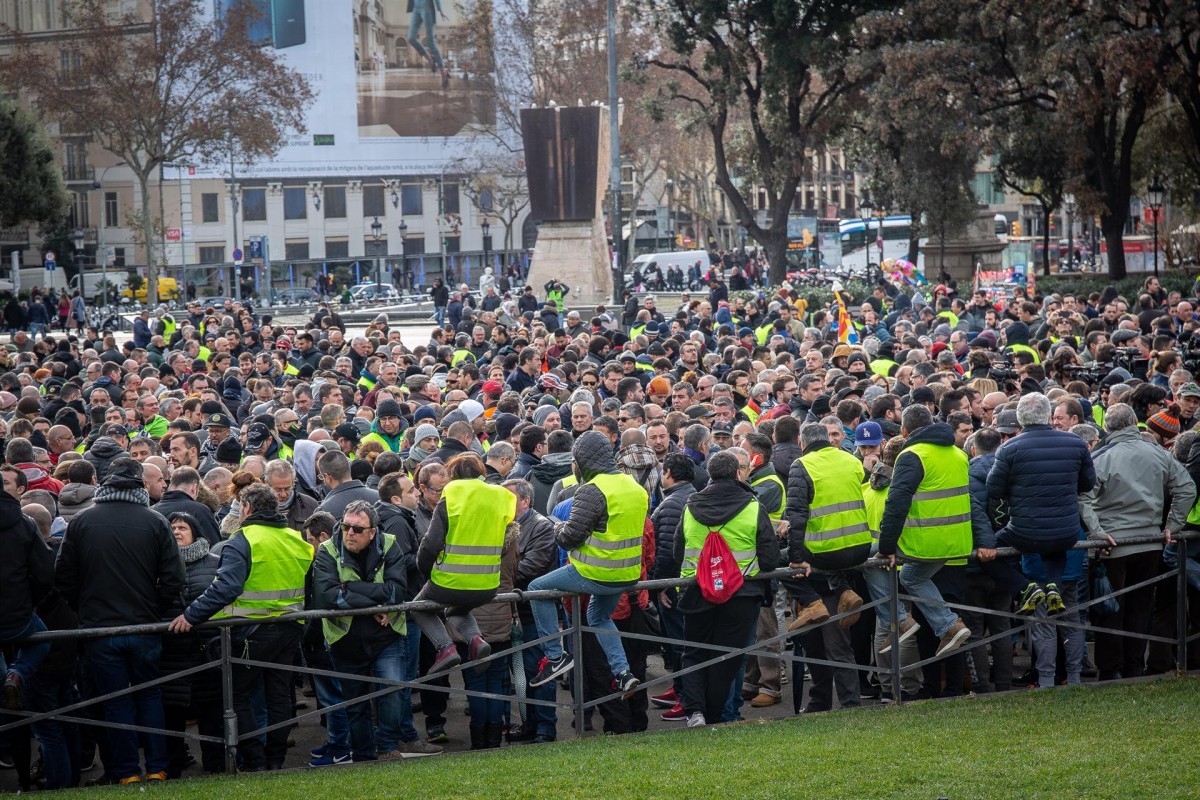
[142,462,166,504]
[980,392,1008,427]
[46,425,78,464]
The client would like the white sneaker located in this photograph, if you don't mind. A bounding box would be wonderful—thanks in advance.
[685,712,707,728]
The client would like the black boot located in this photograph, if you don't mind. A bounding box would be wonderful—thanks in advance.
[469,724,486,751]
[484,723,504,750]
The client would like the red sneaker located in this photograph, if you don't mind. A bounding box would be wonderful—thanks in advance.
[661,702,687,721]
[649,687,677,708]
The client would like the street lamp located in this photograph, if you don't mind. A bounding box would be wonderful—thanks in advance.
[858,195,874,281]
[398,219,408,291]
[370,216,383,295]
[664,178,674,252]
[1148,178,1166,278]
[481,218,491,275]
[1063,193,1076,273]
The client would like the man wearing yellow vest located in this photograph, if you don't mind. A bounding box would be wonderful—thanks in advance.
[527,431,648,696]
[664,450,779,728]
[868,404,980,658]
[410,453,517,675]
[169,483,313,772]
[312,500,442,762]
[781,422,871,633]
[739,434,786,708]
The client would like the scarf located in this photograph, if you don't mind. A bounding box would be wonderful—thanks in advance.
[93,485,150,506]
[179,537,211,564]
[408,444,435,463]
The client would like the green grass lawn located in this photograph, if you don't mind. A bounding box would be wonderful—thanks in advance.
[66,677,1200,800]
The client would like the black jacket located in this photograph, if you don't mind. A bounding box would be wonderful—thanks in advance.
[375,500,421,601]
[650,481,695,580]
[154,490,223,546]
[770,441,803,483]
[161,542,220,709]
[312,525,406,658]
[428,438,470,465]
[56,491,184,628]
[83,437,127,484]
[315,480,379,521]
[527,453,574,515]
[509,451,540,480]
[0,490,54,629]
[666,478,779,602]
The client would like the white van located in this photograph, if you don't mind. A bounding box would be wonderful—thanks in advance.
[631,249,710,274]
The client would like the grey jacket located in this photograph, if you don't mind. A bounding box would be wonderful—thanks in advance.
[1078,426,1196,557]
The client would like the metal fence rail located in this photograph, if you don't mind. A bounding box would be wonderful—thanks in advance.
[1,532,1196,778]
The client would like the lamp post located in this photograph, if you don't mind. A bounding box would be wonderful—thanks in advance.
[664,178,674,251]
[1148,179,1165,278]
[481,218,491,275]
[1063,193,1076,273]
[370,216,383,296]
[93,160,127,307]
[398,219,408,291]
[72,229,85,286]
[858,195,874,281]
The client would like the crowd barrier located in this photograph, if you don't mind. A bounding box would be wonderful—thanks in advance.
[1,532,1197,779]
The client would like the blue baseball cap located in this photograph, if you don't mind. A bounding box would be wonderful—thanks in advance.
[854,421,884,447]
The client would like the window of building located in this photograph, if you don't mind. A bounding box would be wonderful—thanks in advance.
[405,236,425,255]
[478,188,494,212]
[68,191,89,229]
[324,186,347,219]
[201,192,219,223]
[443,183,460,214]
[283,188,307,220]
[325,239,349,259]
[401,184,423,216]
[363,185,386,218]
[284,241,310,260]
[104,191,118,227]
[242,188,266,221]
[63,141,88,181]
[113,247,126,267]
[198,245,225,264]
[444,235,460,254]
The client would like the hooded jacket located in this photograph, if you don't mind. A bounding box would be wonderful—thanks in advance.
[0,489,54,629]
[83,437,126,484]
[57,482,96,523]
[182,510,293,625]
[375,500,421,602]
[649,480,695,580]
[509,450,540,480]
[876,422,986,557]
[154,489,223,546]
[528,451,574,515]
[666,477,779,603]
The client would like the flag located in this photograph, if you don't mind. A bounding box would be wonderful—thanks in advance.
[836,293,859,344]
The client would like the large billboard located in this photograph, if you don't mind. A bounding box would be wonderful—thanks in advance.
[201,0,499,179]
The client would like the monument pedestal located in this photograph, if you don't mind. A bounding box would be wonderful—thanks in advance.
[919,210,1008,284]
[526,218,613,309]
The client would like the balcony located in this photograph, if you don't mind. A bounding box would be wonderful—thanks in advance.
[63,164,94,183]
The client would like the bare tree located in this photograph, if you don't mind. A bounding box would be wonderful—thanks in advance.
[1,0,313,303]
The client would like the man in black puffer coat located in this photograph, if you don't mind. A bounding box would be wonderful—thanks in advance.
[0,486,54,710]
[647,452,696,708]
[987,393,1095,615]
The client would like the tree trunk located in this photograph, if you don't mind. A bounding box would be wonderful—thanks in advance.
[1102,212,1126,280]
[1042,207,1052,276]
[138,171,158,305]
[765,230,789,286]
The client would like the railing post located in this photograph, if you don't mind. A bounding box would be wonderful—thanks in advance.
[220,626,238,774]
[1177,540,1189,676]
[889,565,902,704]
[571,604,585,739]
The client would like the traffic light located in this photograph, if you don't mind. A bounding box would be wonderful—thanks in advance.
[1011,221,1022,237]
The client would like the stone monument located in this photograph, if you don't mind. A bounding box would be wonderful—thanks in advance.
[520,104,613,307]
[919,209,1008,284]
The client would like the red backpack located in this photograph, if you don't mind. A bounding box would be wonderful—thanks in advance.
[696,528,745,604]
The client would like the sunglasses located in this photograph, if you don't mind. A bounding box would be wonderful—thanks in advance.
[582,381,597,387]
[341,523,373,535]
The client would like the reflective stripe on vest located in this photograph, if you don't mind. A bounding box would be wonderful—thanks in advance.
[568,472,647,582]
[430,480,515,591]
[749,471,786,521]
[319,533,406,645]
[1006,343,1041,364]
[212,523,313,619]
[798,447,872,553]
[679,499,760,579]
[898,442,973,559]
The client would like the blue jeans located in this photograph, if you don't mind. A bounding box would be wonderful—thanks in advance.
[1164,540,1200,594]
[434,305,446,326]
[0,615,51,686]
[520,637,557,737]
[84,635,167,779]
[310,673,349,758]
[529,563,630,676]
[27,672,81,789]
[863,546,959,638]
[407,0,443,69]
[464,644,510,727]
[331,634,415,760]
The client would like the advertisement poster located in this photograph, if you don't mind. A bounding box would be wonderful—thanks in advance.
[200,0,500,179]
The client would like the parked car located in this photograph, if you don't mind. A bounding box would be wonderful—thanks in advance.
[350,284,401,302]
[275,287,320,305]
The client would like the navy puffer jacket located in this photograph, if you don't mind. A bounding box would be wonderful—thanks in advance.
[649,481,695,579]
[986,424,1095,544]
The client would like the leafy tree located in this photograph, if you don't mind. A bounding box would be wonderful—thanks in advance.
[638,0,888,283]
[0,97,67,231]
[1,0,313,303]
[993,108,1070,276]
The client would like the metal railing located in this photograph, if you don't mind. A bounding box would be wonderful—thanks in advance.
[1,532,1196,780]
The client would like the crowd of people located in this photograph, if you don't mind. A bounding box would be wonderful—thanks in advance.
[1,269,1200,788]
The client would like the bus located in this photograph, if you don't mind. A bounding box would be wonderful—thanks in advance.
[785,216,843,268]
[839,215,920,274]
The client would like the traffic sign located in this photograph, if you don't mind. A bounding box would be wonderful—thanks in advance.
[233,247,244,265]
[44,259,56,271]
[167,228,182,242]
[45,250,55,262]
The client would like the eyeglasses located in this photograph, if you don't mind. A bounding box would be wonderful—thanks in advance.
[582,381,597,387]
[618,417,633,423]
[341,523,373,535]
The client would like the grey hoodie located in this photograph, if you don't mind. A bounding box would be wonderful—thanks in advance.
[58,482,96,522]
